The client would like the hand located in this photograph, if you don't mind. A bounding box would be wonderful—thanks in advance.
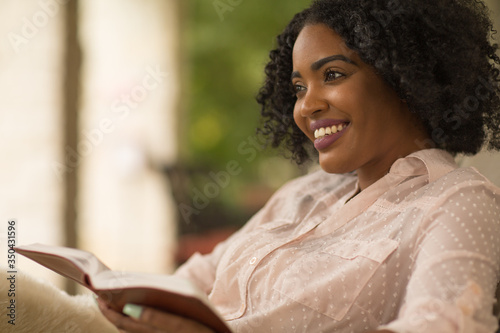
[97,299,215,333]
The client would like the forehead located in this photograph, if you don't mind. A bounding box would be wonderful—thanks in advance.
[292,24,355,66]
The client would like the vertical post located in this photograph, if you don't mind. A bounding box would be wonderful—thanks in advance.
[62,0,81,295]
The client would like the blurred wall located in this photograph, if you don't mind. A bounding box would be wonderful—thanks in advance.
[0,0,180,287]
[459,0,500,186]
[487,0,499,25]
[0,0,65,282]
[78,0,179,274]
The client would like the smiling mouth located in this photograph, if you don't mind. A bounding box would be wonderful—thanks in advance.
[314,122,350,139]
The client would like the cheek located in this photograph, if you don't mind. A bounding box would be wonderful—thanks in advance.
[342,83,389,124]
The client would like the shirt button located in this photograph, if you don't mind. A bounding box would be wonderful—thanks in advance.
[249,257,257,265]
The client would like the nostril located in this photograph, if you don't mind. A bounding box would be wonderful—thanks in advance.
[300,100,328,117]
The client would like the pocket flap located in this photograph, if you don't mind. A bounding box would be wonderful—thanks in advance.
[322,238,399,263]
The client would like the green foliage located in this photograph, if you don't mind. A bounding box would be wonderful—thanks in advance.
[178,0,311,223]
[182,0,310,169]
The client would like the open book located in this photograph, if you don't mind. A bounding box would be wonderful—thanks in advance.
[15,243,233,333]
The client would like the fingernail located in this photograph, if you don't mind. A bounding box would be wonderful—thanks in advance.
[123,304,143,319]
[92,294,98,307]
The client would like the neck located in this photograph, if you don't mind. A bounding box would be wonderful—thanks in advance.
[356,144,427,191]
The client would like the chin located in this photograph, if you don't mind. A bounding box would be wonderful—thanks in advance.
[318,155,354,174]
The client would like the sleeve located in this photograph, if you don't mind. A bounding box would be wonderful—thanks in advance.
[173,175,305,295]
[173,205,272,295]
[381,182,500,333]
[173,234,235,295]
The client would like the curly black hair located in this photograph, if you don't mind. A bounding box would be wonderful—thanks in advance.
[256,0,500,165]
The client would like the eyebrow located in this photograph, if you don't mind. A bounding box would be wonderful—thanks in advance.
[291,54,357,80]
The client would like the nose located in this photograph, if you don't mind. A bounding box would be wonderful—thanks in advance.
[296,87,328,118]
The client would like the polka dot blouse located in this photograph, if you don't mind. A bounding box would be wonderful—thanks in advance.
[175,149,500,332]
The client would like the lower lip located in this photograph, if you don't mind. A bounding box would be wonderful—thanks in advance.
[314,124,350,150]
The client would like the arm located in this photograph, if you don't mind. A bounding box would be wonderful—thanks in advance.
[381,183,500,332]
[174,177,300,291]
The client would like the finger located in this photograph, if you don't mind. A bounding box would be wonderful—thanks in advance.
[98,300,163,333]
[136,305,215,333]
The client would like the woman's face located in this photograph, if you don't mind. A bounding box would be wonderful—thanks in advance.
[292,24,429,189]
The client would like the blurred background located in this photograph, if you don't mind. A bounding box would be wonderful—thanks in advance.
[0,0,498,292]
[0,0,309,291]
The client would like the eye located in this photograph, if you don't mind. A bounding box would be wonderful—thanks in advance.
[324,69,345,82]
[293,83,306,95]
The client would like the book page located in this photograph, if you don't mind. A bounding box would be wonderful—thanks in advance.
[16,243,233,333]
[93,271,207,299]
[15,243,110,287]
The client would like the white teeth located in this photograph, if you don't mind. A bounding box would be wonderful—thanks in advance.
[314,123,348,139]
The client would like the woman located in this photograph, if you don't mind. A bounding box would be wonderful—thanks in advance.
[99,0,500,331]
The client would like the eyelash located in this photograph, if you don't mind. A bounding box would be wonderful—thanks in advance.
[324,69,344,82]
[293,69,345,94]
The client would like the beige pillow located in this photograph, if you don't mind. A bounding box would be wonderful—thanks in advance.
[0,268,118,333]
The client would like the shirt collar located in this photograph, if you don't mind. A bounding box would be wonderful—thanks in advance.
[389,148,458,183]
[342,149,457,215]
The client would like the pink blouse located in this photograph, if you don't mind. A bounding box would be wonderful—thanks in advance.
[175,149,500,332]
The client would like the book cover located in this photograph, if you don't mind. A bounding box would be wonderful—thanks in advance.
[15,243,233,333]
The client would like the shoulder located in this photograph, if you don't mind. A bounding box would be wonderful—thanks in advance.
[390,149,499,206]
[428,166,500,200]
[420,166,500,230]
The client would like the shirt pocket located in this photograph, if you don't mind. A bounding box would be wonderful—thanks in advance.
[272,238,399,321]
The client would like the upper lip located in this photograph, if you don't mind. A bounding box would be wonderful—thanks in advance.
[310,119,350,132]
